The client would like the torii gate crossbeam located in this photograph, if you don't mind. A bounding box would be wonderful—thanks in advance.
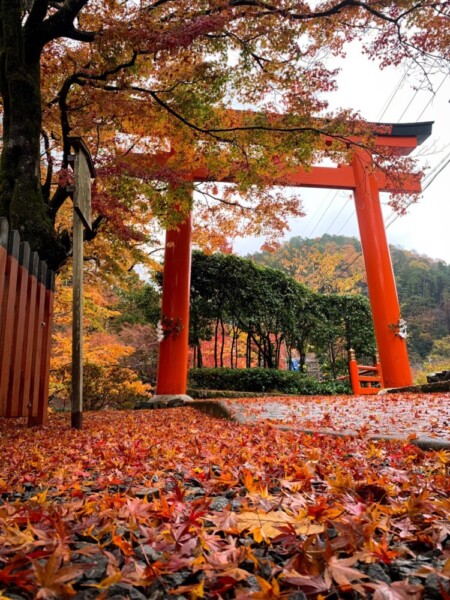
[154,122,433,397]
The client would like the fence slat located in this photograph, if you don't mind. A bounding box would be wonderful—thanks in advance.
[35,271,55,426]
[0,219,9,311]
[7,243,31,417]
[28,262,47,426]
[19,252,39,417]
[0,231,20,417]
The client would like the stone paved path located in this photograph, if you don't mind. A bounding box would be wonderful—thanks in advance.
[206,392,450,448]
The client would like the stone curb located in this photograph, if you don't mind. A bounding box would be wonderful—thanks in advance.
[190,399,450,451]
[135,395,193,409]
[384,380,450,394]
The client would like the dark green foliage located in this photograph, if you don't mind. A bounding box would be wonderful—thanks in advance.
[312,293,376,378]
[189,250,375,375]
[115,283,161,326]
[188,367,351,395]
[189,250,313,369]
[391,247,450,360]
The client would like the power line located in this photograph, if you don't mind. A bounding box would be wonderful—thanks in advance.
[307,190,339,237]
[302,189,332,233]
[384,148,450,229]
[334,251,363,279]
[377,69,409,121]
[422,155,450,192]
[327,194,350,230]
[416,73,449,120]
[335,207,355,235]
[317,67,413,241]
[339,150,449,272]
[397,80,424,121]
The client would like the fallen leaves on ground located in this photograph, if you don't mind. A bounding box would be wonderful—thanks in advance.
[0,405,449,599]
[222,393,450,440]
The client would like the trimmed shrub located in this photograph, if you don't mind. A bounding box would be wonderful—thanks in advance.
[188,368,351,395]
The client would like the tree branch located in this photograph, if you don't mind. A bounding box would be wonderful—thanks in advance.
[37,0,95,47]
[24,0,49,32]
[41,128,53,203]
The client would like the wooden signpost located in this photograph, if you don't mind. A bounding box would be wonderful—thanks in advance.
[68,137,95,429]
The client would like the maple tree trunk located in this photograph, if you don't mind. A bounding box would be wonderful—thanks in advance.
[246,334,251,368]
[220,319,225,368]
[230,332,235,368]
[0,1,66,269]
[299,351,306,373]
[329,342,337,379]
[214,318,219,368]
[196,341,203,369]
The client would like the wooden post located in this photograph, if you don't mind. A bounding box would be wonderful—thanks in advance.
[36,270,55,426]
[0,218,8,308]
[68,137,95,429]
[71,210,84,429]
[348,348,361,395]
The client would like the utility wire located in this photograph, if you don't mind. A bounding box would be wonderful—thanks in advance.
[377,69,409,121]
[384,148,450,229]
[416,73,449,120]
[335,207,355,235]
[305,189,333,226]
[322,68,448,276]
[397,71,432,121]
[321,69,411,240]
[422,154,450,191]
[333,251,363,279]
[329,194,350,226]
[307,190,338,237]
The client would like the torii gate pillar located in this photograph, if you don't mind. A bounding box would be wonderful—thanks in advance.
[352,149,412,388]
[156,209,193,399]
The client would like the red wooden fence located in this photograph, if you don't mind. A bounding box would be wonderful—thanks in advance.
[338,349,383,394]
[348,348,383,395]
[0,218,55,425]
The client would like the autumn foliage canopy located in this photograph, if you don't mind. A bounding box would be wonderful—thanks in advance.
[0,1,449,268]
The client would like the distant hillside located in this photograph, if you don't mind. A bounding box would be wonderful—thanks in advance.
[248,235,450,369]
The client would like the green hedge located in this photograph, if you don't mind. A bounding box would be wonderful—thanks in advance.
[188,368,351,395]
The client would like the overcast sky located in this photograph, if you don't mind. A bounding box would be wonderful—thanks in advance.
[233,46,450,264]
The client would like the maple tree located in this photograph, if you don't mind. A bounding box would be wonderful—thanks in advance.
[1,1,449,269]
[49,269,154,410]
[251,235,365,294]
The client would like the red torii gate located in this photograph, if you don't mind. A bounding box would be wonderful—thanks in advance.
[153,121,432,398]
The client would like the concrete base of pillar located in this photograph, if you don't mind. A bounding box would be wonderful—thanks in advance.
[135,394,193,410]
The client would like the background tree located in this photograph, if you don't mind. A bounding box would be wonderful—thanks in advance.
[188,251,375,375]
[250,235,366,294]
[50,269,155,409]
[251,234,450,374]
